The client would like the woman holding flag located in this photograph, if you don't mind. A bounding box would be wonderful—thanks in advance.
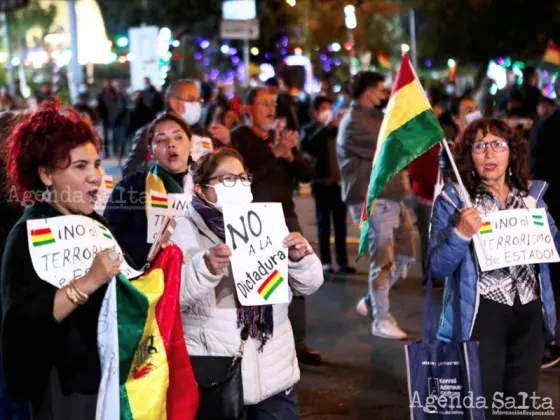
[105,112,193,268]
[172,149,323,419]
[429,118,560,417]
[1,101,123,418]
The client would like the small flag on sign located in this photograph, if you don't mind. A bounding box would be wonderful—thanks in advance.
[99,225,113,239]
[104,179,114,189]
[532,215,544,227]
[31,228,56,247]
[258,270,284,301]
[479,221,493,234]
[151,195,168,209]
[201,139,212,150]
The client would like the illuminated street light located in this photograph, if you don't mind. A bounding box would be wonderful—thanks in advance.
[331,42,341,52]
[116,36,129,48]
[344,5,357,29]
[401,43,410,53]
[251,47,259,56]
[286,0,296,6]
[10,57,21,66]
[220,44,230,54]
[447,58,456,68]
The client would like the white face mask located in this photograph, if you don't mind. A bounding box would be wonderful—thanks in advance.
[206,182,253,212]
[317,109,333,125]
[183,102,202,126]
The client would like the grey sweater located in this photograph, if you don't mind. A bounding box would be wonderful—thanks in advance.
[336,102,410,205]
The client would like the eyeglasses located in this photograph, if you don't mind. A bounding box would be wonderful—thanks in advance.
[206,173,252,187]
[472,139,509,154]
[174,96,204,104]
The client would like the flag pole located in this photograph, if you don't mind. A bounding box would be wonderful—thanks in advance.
[440,139,490,262]
[441,139,471,208]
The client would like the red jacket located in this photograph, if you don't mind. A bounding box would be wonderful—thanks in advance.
[408,143,441,202]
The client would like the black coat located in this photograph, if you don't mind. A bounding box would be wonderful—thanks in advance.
[1,202,108,411]
[300,120,339,182]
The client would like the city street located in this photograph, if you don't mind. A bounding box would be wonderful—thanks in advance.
[104,160,560,419]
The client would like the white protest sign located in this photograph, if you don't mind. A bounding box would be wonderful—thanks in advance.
[27,215,143,288]
[146,190,192,243]
[473,208,560,271]
[224,203,290,306]
[191,134,214,162]
[95,175,114,215]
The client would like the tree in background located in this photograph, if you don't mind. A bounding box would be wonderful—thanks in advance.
[412,0,560,80]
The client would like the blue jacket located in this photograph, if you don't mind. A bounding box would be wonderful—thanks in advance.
[429,180,558,342]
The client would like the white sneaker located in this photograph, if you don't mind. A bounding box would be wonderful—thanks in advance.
[371,320,407,340]
[356,297,369,317]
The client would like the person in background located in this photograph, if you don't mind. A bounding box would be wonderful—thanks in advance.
[34,83,52,106]
[74,92,98,126]
[231,87,320,365]
[530,101,560,369]
[105,112,192,269]
[123,79,230,176]
[211,105,240,131]
[128,77,164,136]
[173,149,322,418]
[438,96,480,182]
[0,111,29,420]
[536,96,556,121]
[338,71,415,340]
[495,69,519,116]
[300,96,355,276]
[96,80,128,159]
[203,85,230,128]
[264,77,281,96]
[519,66,542,119]
[429,119,559,417]
[0,87,14,112]
[1,101,122,418]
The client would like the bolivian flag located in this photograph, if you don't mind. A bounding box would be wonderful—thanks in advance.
[543,41,560,70]
[96,246,199,419]
[358,54,444,258]
[378,51,391,69]
[258,270,284,301]
[30,228,55,247]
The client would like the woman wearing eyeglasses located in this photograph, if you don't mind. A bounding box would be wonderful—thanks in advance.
[105,112,192,268]
[429,118,560,417]
[171,149,323,419]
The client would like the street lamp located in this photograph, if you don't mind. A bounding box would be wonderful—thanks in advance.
[344,4,357,75]
[401,43,410,54]
[286,0,296,6]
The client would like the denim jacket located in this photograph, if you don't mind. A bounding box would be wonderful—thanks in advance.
[429,180,559,342]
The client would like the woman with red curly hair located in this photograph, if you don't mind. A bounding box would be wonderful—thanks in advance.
[429,118,560,418]
[1,101,123,419]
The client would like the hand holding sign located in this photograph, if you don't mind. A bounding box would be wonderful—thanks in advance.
[457,208,483,238]
[204,244,232,275]
[88,249,121,287]
[284,232,312,262]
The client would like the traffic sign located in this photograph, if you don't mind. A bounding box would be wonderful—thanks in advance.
[220,19,259,40]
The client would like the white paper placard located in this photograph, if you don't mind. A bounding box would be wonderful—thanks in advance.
[146,190,192,243]
[473,208,560,271]
[26,215,143,288]
[223,203,290,306]
[95,175,114,215]
[191,134,214,162]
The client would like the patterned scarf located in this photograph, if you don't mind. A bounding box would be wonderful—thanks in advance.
[191,195,274,349]
[145,164,184,214]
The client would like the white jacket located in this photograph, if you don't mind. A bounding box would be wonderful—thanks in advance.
[172,203,323,405]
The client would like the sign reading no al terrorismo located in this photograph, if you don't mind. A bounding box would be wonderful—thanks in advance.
[473,208,560,272]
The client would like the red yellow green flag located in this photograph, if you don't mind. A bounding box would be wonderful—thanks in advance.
[97,246,199,419]
[378,52,391,69]
[543,41,560,70]
[358,54,444,258]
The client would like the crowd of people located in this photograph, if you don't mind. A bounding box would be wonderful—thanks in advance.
[0,66,559,419]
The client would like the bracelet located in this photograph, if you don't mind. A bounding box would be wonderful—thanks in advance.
[65,281,89,305]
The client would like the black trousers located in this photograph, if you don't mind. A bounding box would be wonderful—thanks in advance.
[285,216,306,346]
[311,183,348,266]
[471,297,545,419]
